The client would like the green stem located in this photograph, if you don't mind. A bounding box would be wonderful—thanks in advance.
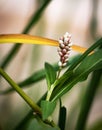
[14,93,47,130]
[46,84,55,101]
[0,55,81,95]
[75,69,102,130]
[0,67,42,115]
[56,67,62,79]
[14,91,59,130]
[90,0,98,39]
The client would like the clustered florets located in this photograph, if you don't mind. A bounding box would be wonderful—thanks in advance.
[57,32,72,67]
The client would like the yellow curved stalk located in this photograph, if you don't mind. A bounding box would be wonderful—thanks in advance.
[0,34,87,53]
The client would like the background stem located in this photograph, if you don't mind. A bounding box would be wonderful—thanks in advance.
[75,69,102,130]
[0,0,52,69]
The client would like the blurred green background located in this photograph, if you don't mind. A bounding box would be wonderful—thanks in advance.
[0,0,102,130]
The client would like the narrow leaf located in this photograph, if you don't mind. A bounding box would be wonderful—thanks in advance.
[45,62,56,89]
[75,69,102,130]
[0,55,80,94]
[0,34,90,53]
[67,38,102,71]
[0,34,58,46]
[41,100,56,120]
[75,49,102,78]
[51,50,102,101]
[55,71,73,86]
[0,0,52,69]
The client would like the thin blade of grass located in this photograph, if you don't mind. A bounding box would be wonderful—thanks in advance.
[0,0,52,69]
[75,69,102,130]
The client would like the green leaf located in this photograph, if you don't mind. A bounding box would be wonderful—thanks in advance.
[45,62,56,90]
[55,71,73,87]
[0,55,80,94]
[75,49,102,79]
[14,93,47,130]
[27,118,59,130]
[67,38,102,71]
[41,100,56,120]
[51,50,102,101]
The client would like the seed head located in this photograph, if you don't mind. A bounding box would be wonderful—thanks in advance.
[57,32,72,67]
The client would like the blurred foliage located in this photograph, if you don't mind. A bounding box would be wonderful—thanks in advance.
[0,0,102,130]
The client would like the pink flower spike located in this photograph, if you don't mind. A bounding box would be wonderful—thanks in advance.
[57,32,72,67]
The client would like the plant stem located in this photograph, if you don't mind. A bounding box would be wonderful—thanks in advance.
[0,55,81,94]
[46,84,55,101]
[0,0,52,69]
[0,67,42,115]
[75,69,102,130]
[46,66,62,101]
[14,93,47,130]
[56,67,62,79]
[14,92,59,130]
[90,0,98,39]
